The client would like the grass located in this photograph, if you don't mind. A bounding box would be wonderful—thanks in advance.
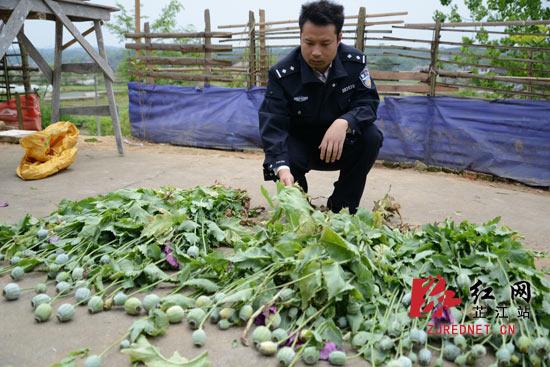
[41,92,132,137]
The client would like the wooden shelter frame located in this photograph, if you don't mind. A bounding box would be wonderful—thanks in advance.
[0,0,123,154]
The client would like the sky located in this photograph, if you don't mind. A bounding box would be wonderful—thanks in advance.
[18,0,476,49]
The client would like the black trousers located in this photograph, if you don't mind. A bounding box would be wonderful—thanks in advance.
[287,123,383,214]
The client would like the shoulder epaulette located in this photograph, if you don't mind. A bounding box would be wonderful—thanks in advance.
[273,64,299,79]
[342,52,366,64]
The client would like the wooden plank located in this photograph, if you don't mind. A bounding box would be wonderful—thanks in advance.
[62,25,94,50]
[217,11,408,29]
[247,10,255,88]
[18,25,31,93]
[125,43,232,52]
[51,19,62,122]
[203,9,212,87]
[43,0,115,81]
[429,21,441,96]
[259,9,267,86]
[355,7,366,51]
[437,82,549,98]
[61,62,100,73]
[376,84,457,93]
[393,25,550,37]
[133,71,233,82]
[94,20,123,155]
[16,31,52,84]
[404,19,550,29]
[437,70,550,86]
[370,71,429,81]
[135,0,140,56]
[382,35,550,52]
[0,0,115,21]
[15,93,23,129]
[0,0,31,59]
[125,31,232,39]
[60,105,110,116]
[143,22,152,84]
[132,56,232,66]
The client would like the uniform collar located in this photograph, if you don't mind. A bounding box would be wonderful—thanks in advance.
[299,44,348,85]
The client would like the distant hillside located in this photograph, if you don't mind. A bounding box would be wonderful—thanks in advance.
[27,46,129,70]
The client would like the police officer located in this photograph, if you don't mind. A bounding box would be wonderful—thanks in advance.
[258,0,383,214]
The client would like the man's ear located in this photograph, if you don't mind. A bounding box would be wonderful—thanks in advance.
[337,32,343,44]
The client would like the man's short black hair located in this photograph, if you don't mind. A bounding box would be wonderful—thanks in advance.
[299,0,345,35]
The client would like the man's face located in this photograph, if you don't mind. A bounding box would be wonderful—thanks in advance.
[300,21,342,73]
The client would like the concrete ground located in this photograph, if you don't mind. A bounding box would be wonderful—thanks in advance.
[0,136,548,367]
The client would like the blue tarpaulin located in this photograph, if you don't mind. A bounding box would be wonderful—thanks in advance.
[128,82,550,186]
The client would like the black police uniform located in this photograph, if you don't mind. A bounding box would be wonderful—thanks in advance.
[258,43,383,214]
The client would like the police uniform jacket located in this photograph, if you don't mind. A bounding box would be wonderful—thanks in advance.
[259,43,380,181]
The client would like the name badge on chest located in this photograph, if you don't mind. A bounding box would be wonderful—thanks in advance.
[341,84,355,93]
[293,96,309,102]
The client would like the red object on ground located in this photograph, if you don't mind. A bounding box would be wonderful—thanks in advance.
[0,93,42,130]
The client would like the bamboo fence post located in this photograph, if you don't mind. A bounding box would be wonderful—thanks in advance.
[429,20,441,96]
[247,11,256,89]
[259,9,267,86]
[135,0,141,56]
[527,50,533,95]
[144,22,153,84]
[355,7,366,52]
[204,9,212,87]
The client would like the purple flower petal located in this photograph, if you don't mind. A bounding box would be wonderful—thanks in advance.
[284,333,303,347]
[49,235,60,244]
[432,304,454,327]
[254,305,278,326]
[0,202,8,208]
[163,245,179,269]
[320,342,342,360]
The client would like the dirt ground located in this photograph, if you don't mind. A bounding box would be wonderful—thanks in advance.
[0,136,548,367]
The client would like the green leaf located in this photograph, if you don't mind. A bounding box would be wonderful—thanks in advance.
[142,214,174,239]
[322,260,353,300]
[414,250,434,262]
[298,261,322,307]
[147,309,169,337]
[122,335,210,367]
[182,278,219,293]
[49,348,89,367]
[319,226,358,262]
[129,319,152,342]
[143,263,169,282]
[260,185,274,208]
[317,319,343,346]
[220,288,253,304]
[207,221,225,242]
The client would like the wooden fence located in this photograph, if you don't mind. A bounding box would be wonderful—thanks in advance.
[125,8,550,99]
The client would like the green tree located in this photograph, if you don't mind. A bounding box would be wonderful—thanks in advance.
[105,0,195,83]
[434,0,549,98]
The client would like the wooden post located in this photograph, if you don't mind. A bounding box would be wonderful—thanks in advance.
[94,20,124,155]
[247,11,256,89]
[259,9,267,86]
[51,19,63,122]
[527,50,533,95]
[2,55,11,100]
[135,0,141,56]
[355,7,366,52]
[429,20,441,96]
[93,74,101,135]
[19,25,31,93]
[144,22,153,84]
[15,93,23,129]
[204,9,211,87]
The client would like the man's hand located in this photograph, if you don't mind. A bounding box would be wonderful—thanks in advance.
[277,168,294,186]
[319,118,348,163]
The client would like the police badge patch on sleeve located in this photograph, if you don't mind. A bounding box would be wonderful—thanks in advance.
[359,66,372,89]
